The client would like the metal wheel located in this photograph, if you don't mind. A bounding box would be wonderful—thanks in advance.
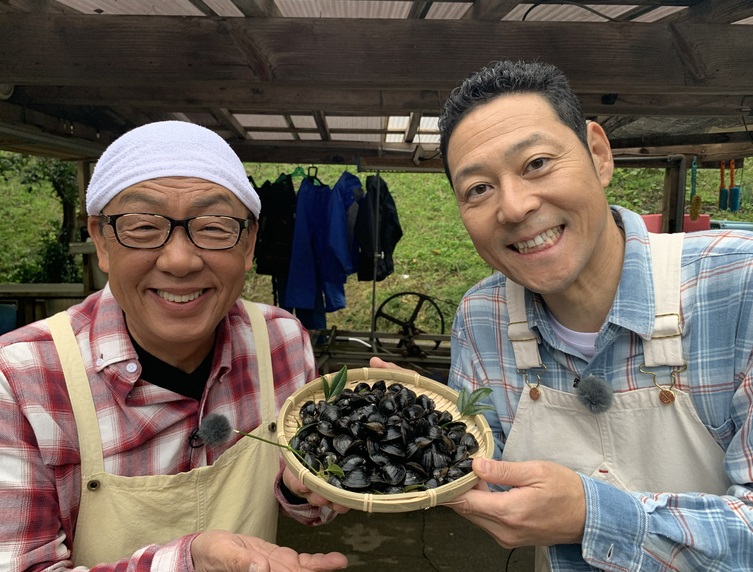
[372,291,445,356]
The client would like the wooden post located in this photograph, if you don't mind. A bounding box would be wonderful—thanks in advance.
[76,161,95,293]
[661,155,687,233]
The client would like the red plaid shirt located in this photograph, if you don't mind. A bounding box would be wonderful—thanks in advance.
[0,287,333,571]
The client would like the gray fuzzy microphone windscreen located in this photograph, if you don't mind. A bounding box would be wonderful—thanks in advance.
[196,412,232,446]
[575,375,613,413]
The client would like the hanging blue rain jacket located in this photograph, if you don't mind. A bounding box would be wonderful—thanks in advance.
[283,176,353,312]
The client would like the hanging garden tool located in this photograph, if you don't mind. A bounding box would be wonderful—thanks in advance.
[689,156,701,221]
[729,159,741,212]
[718,161,728,211]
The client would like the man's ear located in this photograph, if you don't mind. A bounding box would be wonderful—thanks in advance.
[87,216,110,273]
[243,220,258,273]
[586,121,614,188]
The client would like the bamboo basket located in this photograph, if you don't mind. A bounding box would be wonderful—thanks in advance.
[276,367,495,513]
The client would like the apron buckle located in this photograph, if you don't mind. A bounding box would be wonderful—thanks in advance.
[518,364,547,401]
[639,362,687,405]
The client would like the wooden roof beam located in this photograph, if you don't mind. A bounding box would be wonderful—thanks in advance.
[313,111,331,141]
[405,112,422,143]
[662,0,753,23]
[211,108,248,139]
[2,17,753,94]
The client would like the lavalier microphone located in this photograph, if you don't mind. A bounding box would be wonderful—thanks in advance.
[189,413,232,448]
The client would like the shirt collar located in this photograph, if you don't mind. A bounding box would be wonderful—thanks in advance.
[606,206,655,338]
[88,283,138,371]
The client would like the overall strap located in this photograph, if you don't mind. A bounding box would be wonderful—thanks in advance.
[506,282,544,369]
[47,311,105,473]
[241,300,276,422]
[643,232,685,367]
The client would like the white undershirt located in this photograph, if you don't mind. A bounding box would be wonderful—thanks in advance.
[547,310,598,361]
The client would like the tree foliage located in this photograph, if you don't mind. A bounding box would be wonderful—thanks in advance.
[0,153,81,283]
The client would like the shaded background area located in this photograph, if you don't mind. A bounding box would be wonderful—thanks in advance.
[278,506,535,571]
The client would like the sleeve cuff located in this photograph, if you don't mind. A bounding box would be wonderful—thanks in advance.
[150,533,200,571]
[274,469,338,526]
[578,475,648,570]
[278,474,310,505]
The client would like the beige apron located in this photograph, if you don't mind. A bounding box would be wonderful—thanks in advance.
[504,233,731,571]
[47,300,281,568]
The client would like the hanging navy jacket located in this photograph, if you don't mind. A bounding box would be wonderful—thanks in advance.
[354,174,403,281]
[253,174,296,277]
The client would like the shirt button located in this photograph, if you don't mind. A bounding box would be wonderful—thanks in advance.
[126,362,138,373]
[96,358,104,367]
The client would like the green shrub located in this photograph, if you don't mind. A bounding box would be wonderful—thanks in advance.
[11,231,81,284]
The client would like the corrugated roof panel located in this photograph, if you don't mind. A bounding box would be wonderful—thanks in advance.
[297,133,323,140]
[291,115,318,129]
[388,116,409,130]
[235,114,289,128]
[327,116,384,129]
[275,0,411,19]
[414,133,439,144]
[425,2,471,20]
[385,133,404,143]
[504,4,636,22]
[734,16,753,25]
[56,0,202,15]
[419,116,438,130]
[249,132,296,140]
[332,133,382,142]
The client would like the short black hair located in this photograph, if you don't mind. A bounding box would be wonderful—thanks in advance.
[438,60,589,185]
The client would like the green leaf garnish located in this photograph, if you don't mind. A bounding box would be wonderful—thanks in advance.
[235,428,342,479]
[323,365,348,402]
[402,484,427,493]
[235,428,303,460]
[324,462,344,478]
[457,387,494,417]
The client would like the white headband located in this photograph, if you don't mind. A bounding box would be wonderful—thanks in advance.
[86,121,260,218]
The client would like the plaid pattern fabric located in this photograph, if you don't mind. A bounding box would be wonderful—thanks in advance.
[449,207,753,571]
[0,288,331,571]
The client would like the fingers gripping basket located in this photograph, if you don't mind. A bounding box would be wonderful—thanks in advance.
[276,367,495,513]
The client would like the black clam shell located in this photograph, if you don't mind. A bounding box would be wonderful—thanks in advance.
[291,379,478,494]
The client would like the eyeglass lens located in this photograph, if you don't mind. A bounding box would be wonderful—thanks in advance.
[114,214,242,249]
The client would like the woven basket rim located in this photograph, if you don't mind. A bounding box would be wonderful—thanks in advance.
[276,367,495,513]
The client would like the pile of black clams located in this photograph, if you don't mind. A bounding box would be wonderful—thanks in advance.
[289,380,480,493]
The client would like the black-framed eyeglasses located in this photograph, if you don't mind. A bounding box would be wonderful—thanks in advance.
[100,213,252,250]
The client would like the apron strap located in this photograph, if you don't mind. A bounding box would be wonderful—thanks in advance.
[241,300,277,423]
[507,282,544,370]
[507,232,686,370]
[644,232,685,367]
[47,311,106,474]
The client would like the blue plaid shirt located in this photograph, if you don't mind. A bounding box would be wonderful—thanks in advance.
[449,206,753,571]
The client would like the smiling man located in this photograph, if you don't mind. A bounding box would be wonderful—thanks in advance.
[437,61,753,571]
[0,121,347,572]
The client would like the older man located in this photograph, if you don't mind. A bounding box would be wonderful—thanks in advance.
[0,121,347,572]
